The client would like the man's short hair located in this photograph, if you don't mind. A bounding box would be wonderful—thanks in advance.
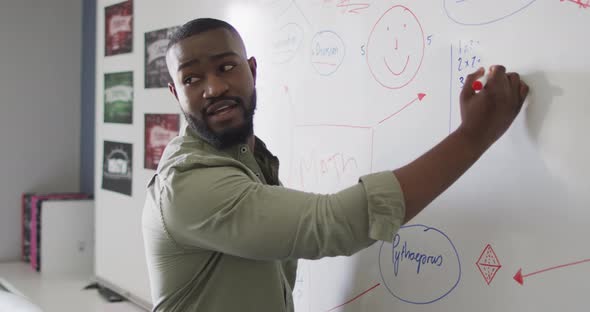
[167,18,240,51]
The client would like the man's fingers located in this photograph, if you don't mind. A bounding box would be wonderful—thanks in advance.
[507,72,520,89]
[519,80,530,103]
[487,65,507,85]
[507,72,522,106]
[489,65,506,76]
[460,67,485,103]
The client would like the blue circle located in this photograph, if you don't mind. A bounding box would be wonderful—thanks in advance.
[443,0,538,26]
[378,224,461,304]
[310,30,345,76]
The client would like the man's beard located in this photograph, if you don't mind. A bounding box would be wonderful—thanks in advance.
[183,90,257,149]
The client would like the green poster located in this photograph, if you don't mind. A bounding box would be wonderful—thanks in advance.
[104,71,133,124]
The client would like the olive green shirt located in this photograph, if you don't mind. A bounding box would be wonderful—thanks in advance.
[142,125,406,312]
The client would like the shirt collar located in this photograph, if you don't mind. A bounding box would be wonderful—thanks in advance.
[181,124,278,164]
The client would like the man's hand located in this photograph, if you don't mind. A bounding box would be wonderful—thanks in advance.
[458,65,530,149]
[394,65,530,223]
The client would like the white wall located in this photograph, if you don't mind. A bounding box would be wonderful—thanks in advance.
[0,0,82,261]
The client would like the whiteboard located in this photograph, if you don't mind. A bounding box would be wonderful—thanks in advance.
[94,0,590,311]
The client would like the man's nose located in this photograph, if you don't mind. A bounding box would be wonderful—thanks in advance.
[203,74,229,98]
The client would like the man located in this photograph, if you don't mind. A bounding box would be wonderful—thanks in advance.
[142,18,529,311]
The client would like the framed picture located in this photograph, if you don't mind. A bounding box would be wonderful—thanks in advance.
[105,1,133,56]
[145,26,179,88]
[144,114,180,169]
[102,141,133,196]
[104,71,133,124]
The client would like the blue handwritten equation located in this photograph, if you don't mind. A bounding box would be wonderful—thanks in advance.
[379,224,461,304]
[455,40,482,88]
[448,40,483,132]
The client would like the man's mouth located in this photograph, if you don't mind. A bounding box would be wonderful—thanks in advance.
[206,100,240,116]
[209,104,237,116]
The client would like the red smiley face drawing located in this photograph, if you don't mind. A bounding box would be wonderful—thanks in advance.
[367,5,425,89]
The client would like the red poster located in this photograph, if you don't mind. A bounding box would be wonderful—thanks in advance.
[145,114,180,170]
[105,1,133,56]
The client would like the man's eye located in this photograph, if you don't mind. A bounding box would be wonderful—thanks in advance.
[183,76,200,85]
[221,64,235,72]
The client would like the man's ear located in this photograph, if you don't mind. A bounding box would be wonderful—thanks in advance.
[168,82,179,101]
[248,57,257,85]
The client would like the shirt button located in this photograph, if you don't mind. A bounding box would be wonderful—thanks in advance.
[255,172,261,177]
[240,146,248,153]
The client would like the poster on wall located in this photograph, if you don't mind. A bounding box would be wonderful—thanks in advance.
[104,71,133,124]
[145,26,179,88]
[102,141,133,196]
[145,114,180,170]
[105,0,133,56]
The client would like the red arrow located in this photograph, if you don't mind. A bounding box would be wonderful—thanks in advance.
[514,258,590,285]
[513,269,524,285]
[377,93,427,125]
[296,93,427,129]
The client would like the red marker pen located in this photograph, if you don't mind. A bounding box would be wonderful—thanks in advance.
[472,71,487,92]
[472,80,483,91]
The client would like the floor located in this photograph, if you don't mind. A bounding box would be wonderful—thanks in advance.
[0,262,147,312]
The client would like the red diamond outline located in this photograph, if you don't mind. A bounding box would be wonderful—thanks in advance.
[476,244,502,285]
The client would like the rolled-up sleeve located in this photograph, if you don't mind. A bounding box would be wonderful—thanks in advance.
[359,171,406,242]
[159,165,405,261]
